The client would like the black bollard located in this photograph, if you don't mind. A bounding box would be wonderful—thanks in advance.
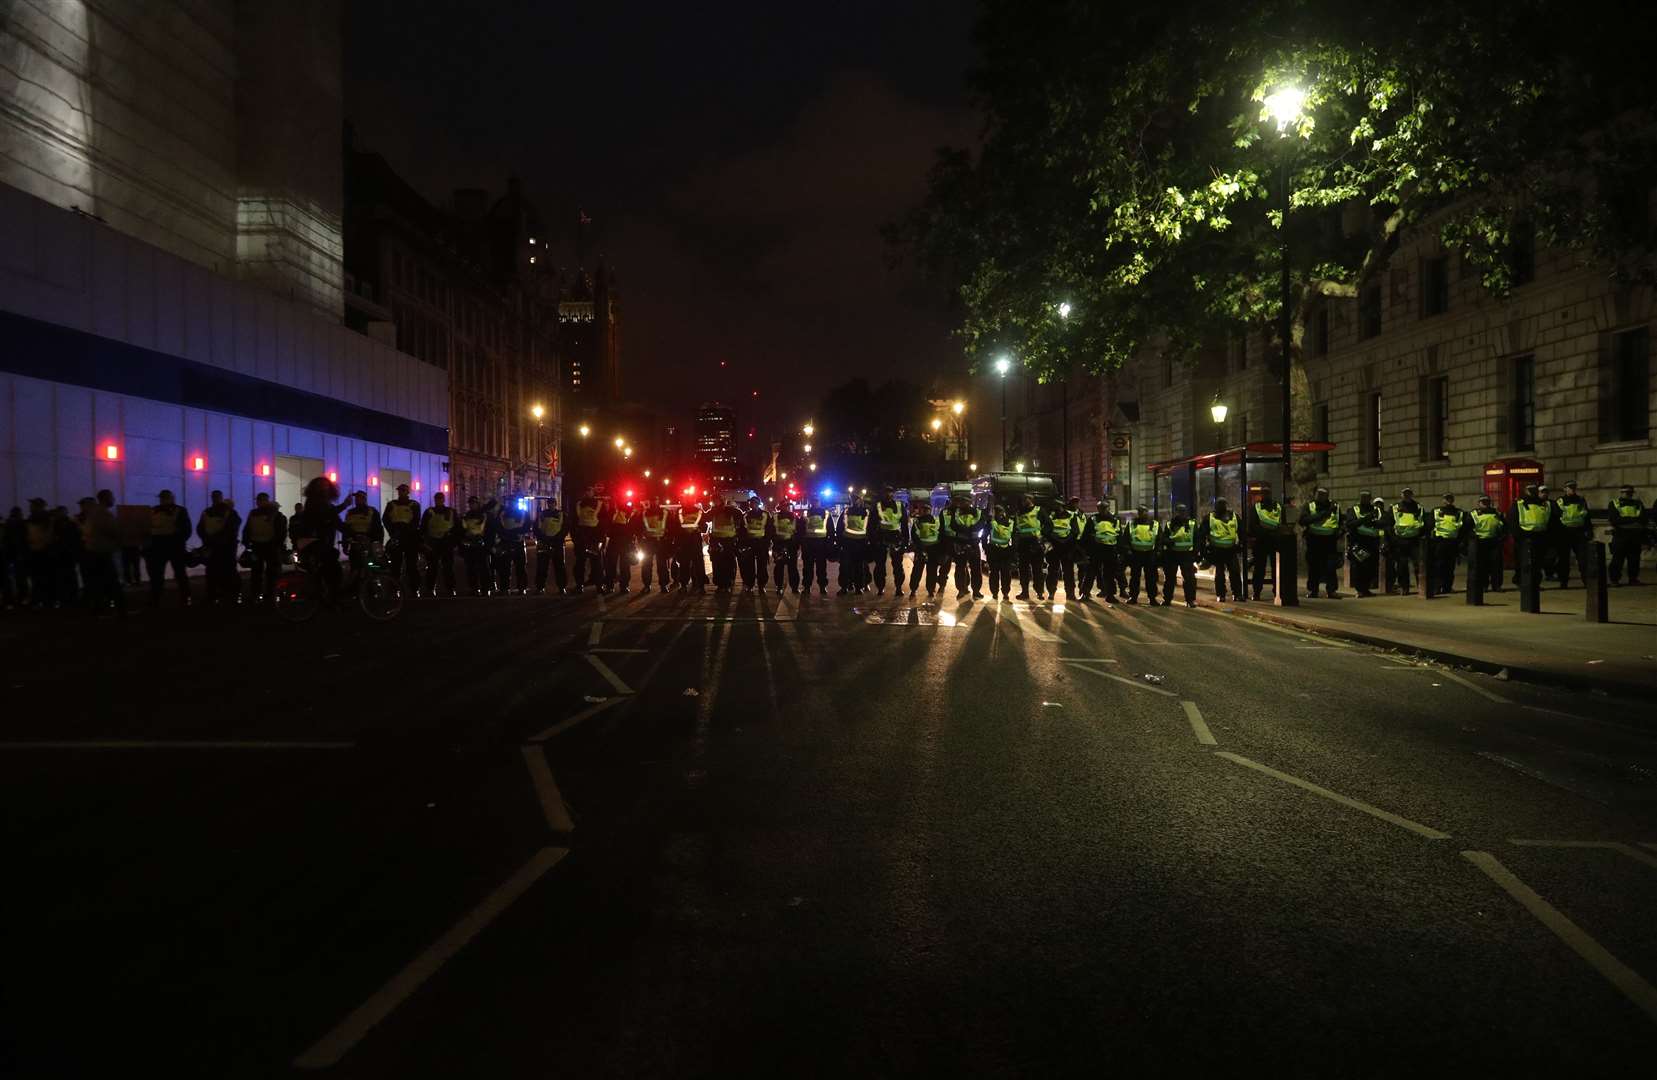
[1274,538,1299,606]
[1465,534,1483,606]
[1417,537,1434,598]
[1518,536,1541,613]
[1585,540,1608,623]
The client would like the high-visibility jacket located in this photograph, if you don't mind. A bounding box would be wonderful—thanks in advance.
[875,504,902,533]
[743,511,768,539]
[200,511,230,537]
[710,512,738,539]
[610,508,632,527]
[1432,508,1463,539]
[841,509,869,537]
[344,507,376,536]
[1092,517,1121,545]
[384,500,417,528]
[1049,512,1077,540]
[1471,510,1503,540]
[1349,508,1381,538]
[805,512,829,537]
[461,513,488,540]
[575,501,600,527]
[641,511,667,538]
[1165,522,1194,552]
[950,509,981,541]
[1254,503,1281,530]
[1016,508,1042,537]
[498,510,526,538]
[679,508,703,531]
[425,509,456,540]
[1391,505,1423,539]
[913,518,940,545]
[1515,500,1550,533]
[1206,515,1237,548]
[1556,498,1589,529]
[536,511,564,539]
[151,507,185,538]
[1130,522,1158,552]
[1304,502,1340,536]
[1611,498,1646,531]
[247,512,278,544]
[988,519,1013,547]
[772,515,797,541]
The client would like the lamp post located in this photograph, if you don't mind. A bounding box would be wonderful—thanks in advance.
[530,404,545,495]
[994,355,1012,467]
[1210,397,1229,508]
[1263,85,1306,497]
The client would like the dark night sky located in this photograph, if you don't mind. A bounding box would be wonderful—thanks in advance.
[344,1,980,431]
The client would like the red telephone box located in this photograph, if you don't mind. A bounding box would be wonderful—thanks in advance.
[1483,459,1543,569]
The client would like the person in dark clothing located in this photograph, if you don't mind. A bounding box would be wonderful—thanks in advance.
[1343,490,1382,598]
[769,499,802,594]
[1608,484,1647,585]
[709,501,742,592]
[459,496,493,596]
[242,492,288,604]
[1551,480,1592,588]
[78,493,124,615]
[145,489,193,607]
[340,491,384,573]
[296,477,348,605]
[530,498,566,595]
[801,501,833,596]
[1300,487,1342,598]
[1385,488,1426,594]
[50,506,82,608]
[1080,499,1122,604]
[1044,496,1084,601]
[738,497,770,593]
[495,497,531,595]
[1197,498,1242,602]
[1248,485,1285,601]
[907,500,947,597]
[945,496,984,600]
[3,506,28,608]
[837,496,870,595]
[1428,492,1468,594]
[22,499,57,608]
[638,497,673,593]
[419,492,460,597]
[1506,484,1553,588]
[382,484,422,596]
[869,489,907,595]
[1013,495,1046,601]
[673,501,709,592]
[196,490,242,607]
[1160,504,1199,608]
[1469,494,1506,593]
[600,497,637,594]
[1126,506,1160,605]
[570,487,605,592]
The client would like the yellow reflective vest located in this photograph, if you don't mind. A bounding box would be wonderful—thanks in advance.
[1516,500,1550,533]
[1207,515,1237,548]
[426,509,456,539]
[773,515,797,540]
[841,509,869,537]
[805,512,829,537]
[1130,522,1157,551]
[1471,510,1502,540]
[1016,508,1042,537]
[642,511,666,538]
[913,518,940,545]
[536,511,563,539]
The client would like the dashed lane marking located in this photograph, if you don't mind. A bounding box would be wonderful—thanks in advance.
[1434,668,1511,704]
[0,740,354,751]
[520,744,575,834]
[582,653,635,696]
[1462,850,1657,1025]
[1509,839,1657,870]
[292,845,570,1069]
[1214,751,1452,840]
[1060,656,1119,664]
[587,621,603,645]
[526,696,626,743]
[1181,701,1218,746]
[1062,661,1178,698]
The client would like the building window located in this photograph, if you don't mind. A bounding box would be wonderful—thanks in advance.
[1312,306,1329,357]
[1510,354,1536,451]
[1510,220,1536,287]
[1358,284,1383,340]
[1164,356,1175,389]
[1363,392,1383,468]
[1420,256,1449,317]
[1314,402,1330,473]
[1600,326,1651,443]
[1425,375,1450,461]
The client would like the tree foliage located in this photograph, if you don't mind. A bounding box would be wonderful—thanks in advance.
[891,0,1657,383]
[818,378,932,457]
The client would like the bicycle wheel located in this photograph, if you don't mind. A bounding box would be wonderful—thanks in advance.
[273,572,320,623]
[358,571,403,621]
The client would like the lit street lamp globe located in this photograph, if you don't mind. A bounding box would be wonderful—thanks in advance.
[1211,401,1229,425]
[1263,85,1306,132]
[578,424,591,438]
[994,356,1012,377]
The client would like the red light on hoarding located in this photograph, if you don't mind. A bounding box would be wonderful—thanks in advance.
[191,456,205,471]
[441,483,449,494]
[368,475,379,487]
[413,480,421,491]
[328,471,338,483]
[260,463,271,477]
[104,443,119,461]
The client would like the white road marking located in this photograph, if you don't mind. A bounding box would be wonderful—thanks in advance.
[1509,839,1657,870]
[1063,662,1178,698]
[583,653,635,695]
[1434,668,1510,704]
[1060,656,1120,664]
[1523,705,1593,722]
[1013,607,1063,642]
[1214,751,1451,840]
[527,695,627,742]
[292,845,570,1069]
[1462,850,1657,1024]
[0,740,354,751]
[520,745,575,833]
[587,621,603,645]
[1180,701,1218,746]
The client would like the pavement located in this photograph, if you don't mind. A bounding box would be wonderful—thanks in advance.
[2,577,1656,1077]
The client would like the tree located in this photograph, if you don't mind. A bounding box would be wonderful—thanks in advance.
[892,0,1657,487]
[817,378,932,458]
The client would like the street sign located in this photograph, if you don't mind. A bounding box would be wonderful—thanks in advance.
[1110,432,1132,452]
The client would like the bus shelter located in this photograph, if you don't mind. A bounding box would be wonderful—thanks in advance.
[1146,441,1337,514]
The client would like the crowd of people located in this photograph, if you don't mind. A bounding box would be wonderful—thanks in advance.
[2,477,1647,615]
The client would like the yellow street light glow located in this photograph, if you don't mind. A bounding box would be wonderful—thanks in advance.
[969,463,978,472]
[613,436,625,448]
[808,462,817,472]
[1263,85,1307,131]
[643,468,652,477]
[803,423,815,437]
[1057,301,1071,319]
[994,356,1012,376]
[951,400,965,415]
[931,418,943,431]
[802,443,812,454]
[1014,462,1025,473]
[623,446,633,458]
[578,424,591,437]
[530,404,545,420]
[1211,401,1229,424]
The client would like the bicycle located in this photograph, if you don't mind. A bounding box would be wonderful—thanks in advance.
[273,538,403,623]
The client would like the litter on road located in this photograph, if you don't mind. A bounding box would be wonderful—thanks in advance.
[583,695,609,704]
[1141,674,1167,685]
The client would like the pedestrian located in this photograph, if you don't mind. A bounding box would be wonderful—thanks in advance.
[145,489,193,607]
[836,495,870,595]
[737,496,769,593]
[294,476,347,606]
[1551,481,1592,588]
[944,495,984,600]
[1608,484,1647,585]
[242,492,288,604]
[1385,488,1425,594]
[1429,492,1468,594]
[674,499,709,593]
[1300,487,1342,599]
[1,505,24,608]
[77,493,124,615]
[1013,494,1045,601]
[907,498,946,598]
[196,489,242,607]
[1160,503,1199,608]
[1126,505,1160,605]
[382,483,422,597]
[982,501,1015,600]
[494,496,530,595]
[1248,484,1285,601]
[637,496,673,594]
[709,499,742,592]
[801,500,832,596]
[1343,490,1382,598]
[1044,496,1084,602]
[1469,494,1505,594]
[769,498,802,595]
[570,486,605,593]
[1197,497,1241,602]
[420,491,460,597]
[602,495,638,595]
[460,495,493,596]
[1506,483,1552,589]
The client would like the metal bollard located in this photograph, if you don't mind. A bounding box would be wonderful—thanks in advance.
[1274,540,1299,606]
[1465,534,1483,606]
[1417,537,1434,598]
[1585,540,1608,623]
[1518,536,1541,613]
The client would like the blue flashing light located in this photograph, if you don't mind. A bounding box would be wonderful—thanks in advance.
[819,485,835,499]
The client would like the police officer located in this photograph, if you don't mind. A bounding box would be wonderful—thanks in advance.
[421,491,460,597]
[769,498,802,594]
[77,492,124,615]
[945,495,984,600]
[1343,490,1382,598]
[709,499,741,592]
[146,489,193,607]
[601,496,638,594]
[1427,492,1468,594]
[341,490,384,572]
[460,495,493,595]
[908,498,946,597]
[637,497,672,593]
[242,492,287,604]
[1386,488,1425,594]
[674,499,709,592]
[1506,483,1552,589]
[1300,487,1342,599]
[570,486,605,592]
[1608,484,1647,585]
[738,496,770,593]
[1079,498,1122,604]
[22,499,54,608]
[1469,494,1505,594]
[382,483,421,595]
[1197,497,1242,602]
[1013,494,1046,601]
[1161,503,1199,608]
[495,496,530,595]
[869,488,907,595]
[1044,496,1084,601]
[837,495,871,595]
[801,499,833,596]
[196,490,242,607]
[1248,484,1284,601]
[1126,505,1160,605]
[1552,481,1593,588]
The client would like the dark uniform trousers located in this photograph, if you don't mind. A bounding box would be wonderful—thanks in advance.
[425,539,458,595]
[985,542,1015,597]
[1251,537,1281,597]
[1429,538,1460,593]
[1209,547,1241,599]
[639,536,671,588]
[675,533,709,588]
[838,537,867,590]
[533,538,565,592]
[802,537,832,589]
[952,541,983,595]
[909,542,947,593]
[1015,538,1045,596]
[738,534,769,588]
[1129,550,1159,602]
[1346,538,1379,595]
[1475,539,1504,592]
[870,532,904,590]
[247,543,284,601]
[772,539,800,591]
[711,536,739,588]
[1046,542,1078,599]
[496,538,528,593]
[146,543,190,603]
[1554,528,1589,587]
[571,526,604,588]
[1080,545,1119,601]
[1162,550,1197,605]
[603,530,635,590]
[1304,535,1338,596]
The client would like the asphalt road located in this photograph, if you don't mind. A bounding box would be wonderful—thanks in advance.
[3,579,1655,1077]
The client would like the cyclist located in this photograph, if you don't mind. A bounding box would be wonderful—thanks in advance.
[293,477,348,605]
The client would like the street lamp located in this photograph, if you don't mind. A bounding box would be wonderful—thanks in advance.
[1057,301,1072,319]
[1014,461,1025,473]
[578,424,590,438]
[1210,396,1229,508]
[931,417,943,432]
[1264,83,1306,495]
[613,436,625,449]
[994,355,1012,467]
[530,404,544,421]
[808,462,817,472]
[803,423,815,438]
[969,462,978,473]
[623,446,633,459]
[951,400,964,415]
[802,443,812,454]
[643,468,652,478]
